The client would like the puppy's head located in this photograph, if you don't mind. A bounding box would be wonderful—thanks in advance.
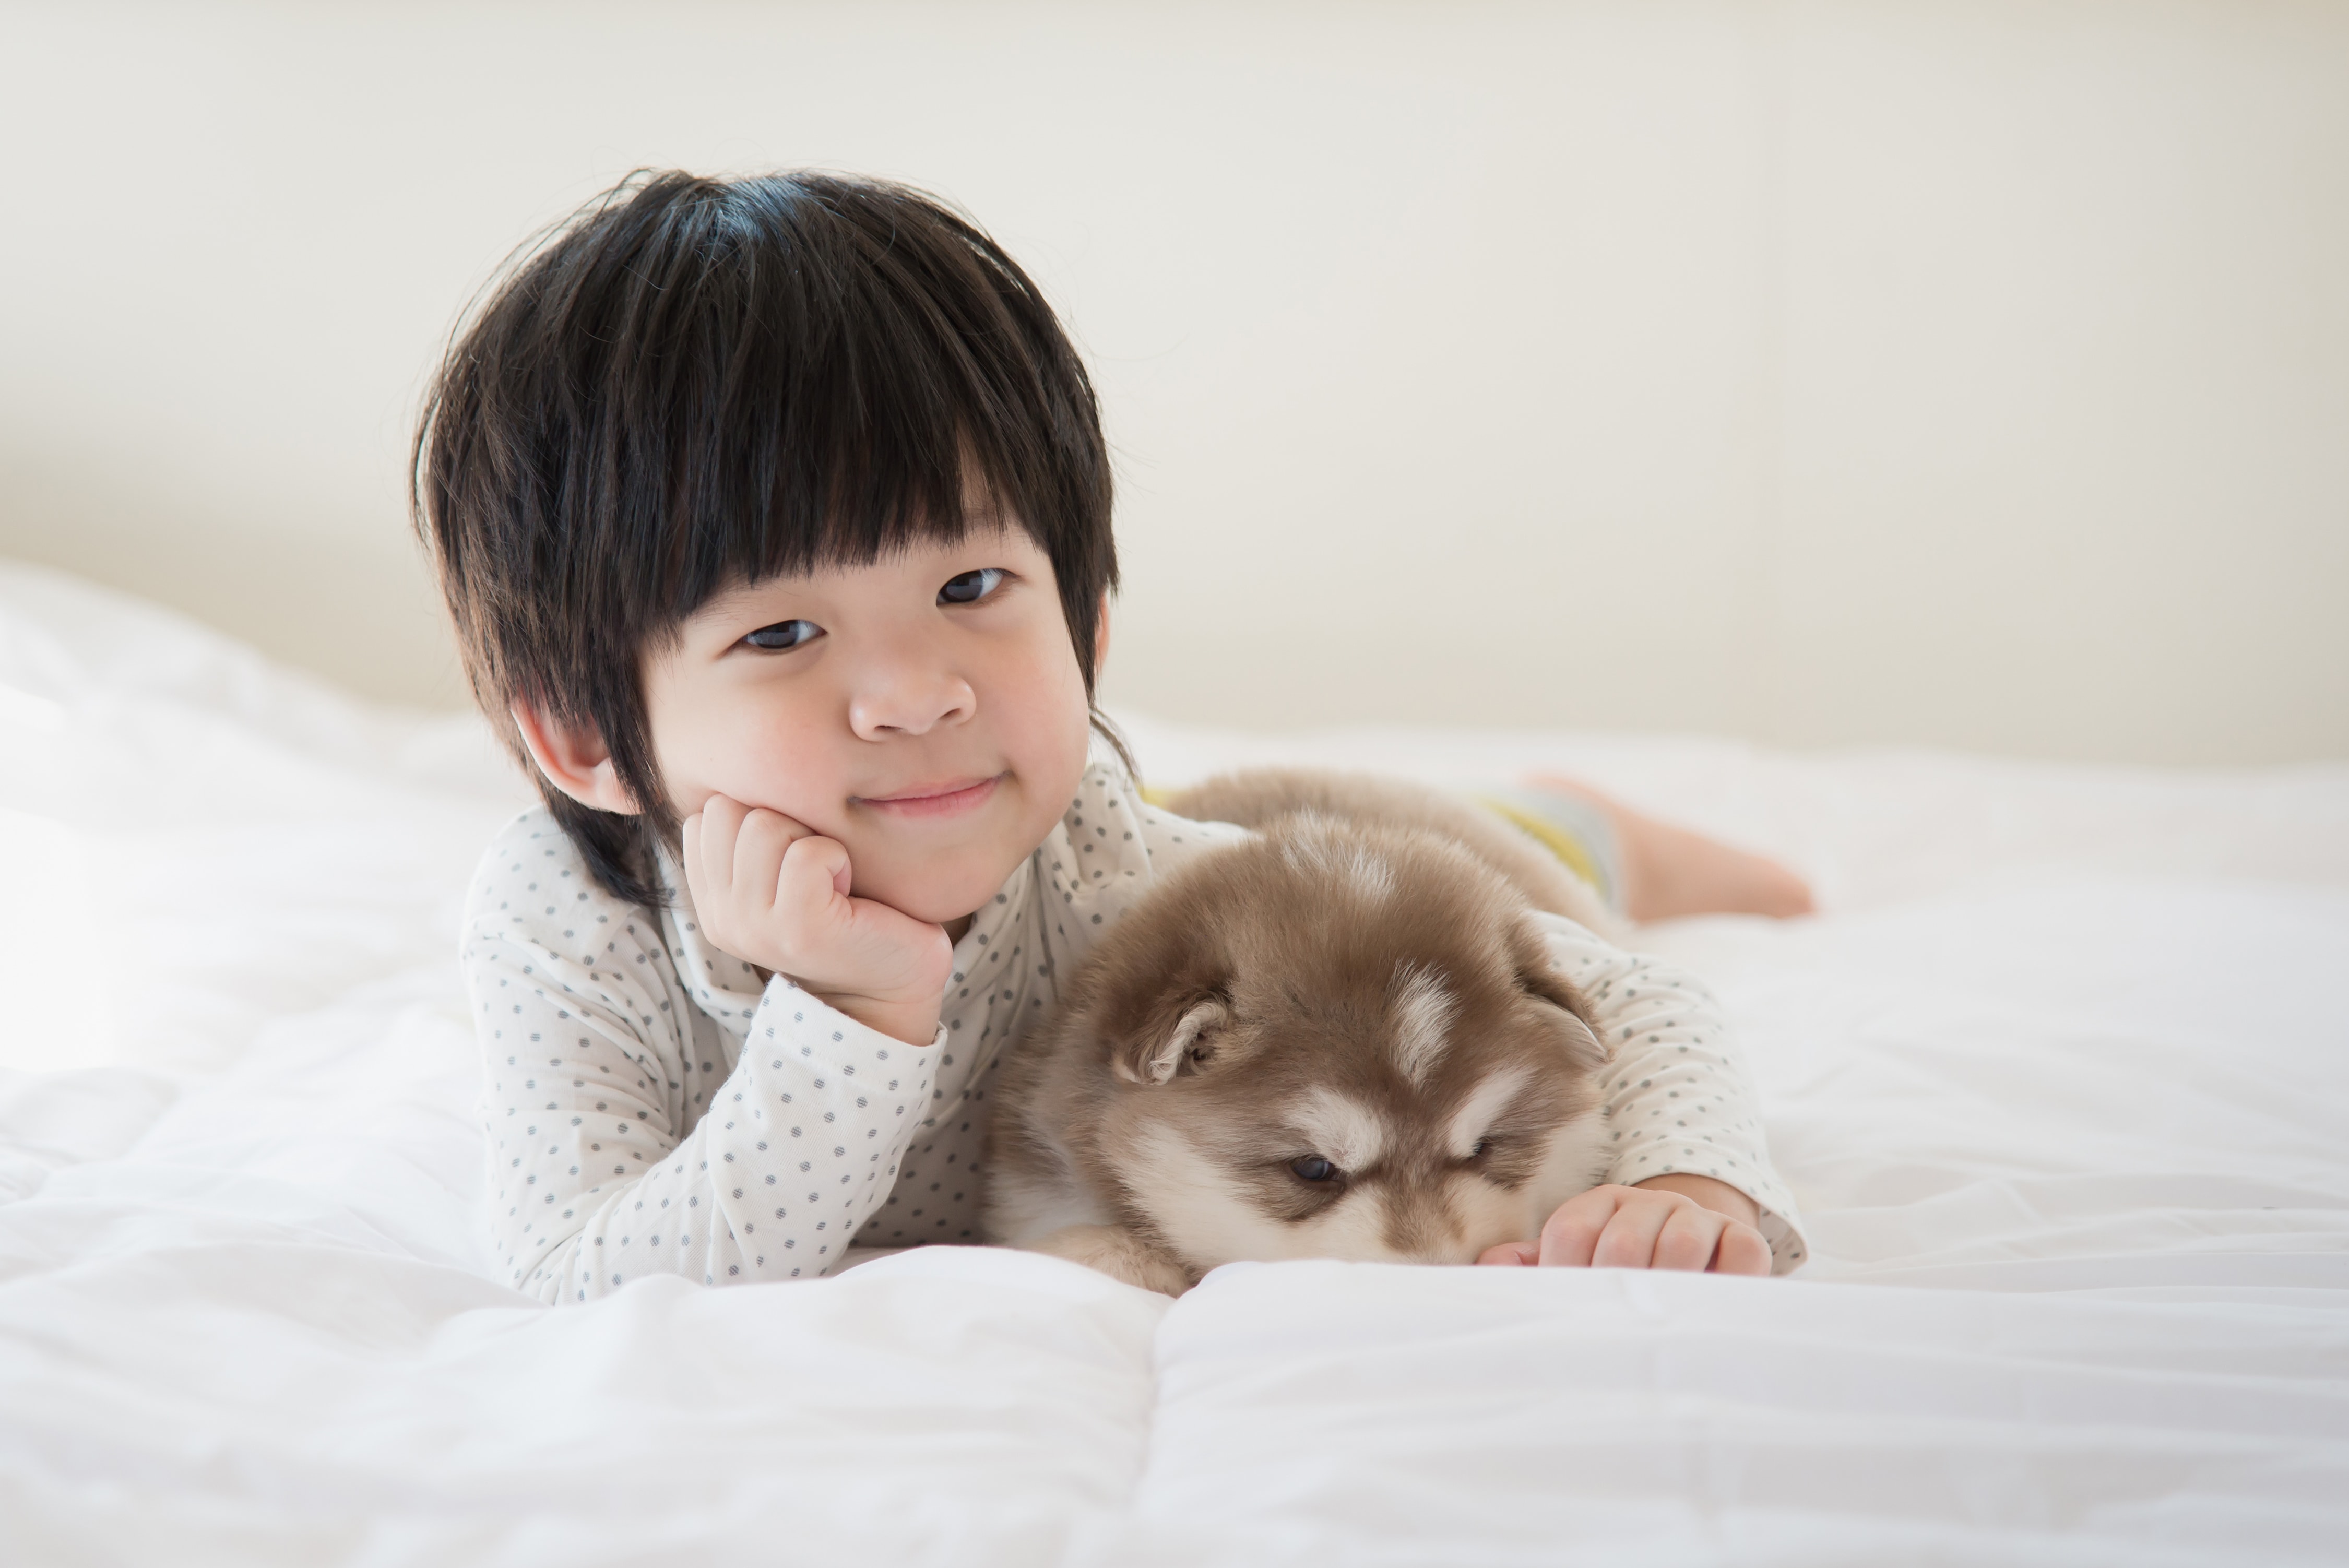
[1061,815,1614,1273]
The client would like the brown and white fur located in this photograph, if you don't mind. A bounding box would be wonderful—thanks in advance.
[983,769,1621,1294]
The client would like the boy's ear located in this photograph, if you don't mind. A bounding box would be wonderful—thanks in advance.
[510,700,640,816]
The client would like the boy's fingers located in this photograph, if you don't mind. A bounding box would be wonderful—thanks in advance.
[1535,1186,1625,1268]
[774,834,852,928]
[1650,1205,1723,1272]
[731,810,801,907]
[694,794,748,892]
[1588,1194,1678,1269]
[1715,1222,1773,1277]
[1525,1185,1775,1275]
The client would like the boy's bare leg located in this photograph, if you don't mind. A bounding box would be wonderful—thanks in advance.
[1526,775,1815,921]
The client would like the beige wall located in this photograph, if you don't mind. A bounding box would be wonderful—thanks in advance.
[3,1,2344,764]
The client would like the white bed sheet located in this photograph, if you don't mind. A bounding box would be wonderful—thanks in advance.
[2,561,2345,1566]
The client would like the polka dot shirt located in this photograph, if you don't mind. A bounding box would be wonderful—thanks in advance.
[466,764,1247,1303]
[466,764,1806,1303]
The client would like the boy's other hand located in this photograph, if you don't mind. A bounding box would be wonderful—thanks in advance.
[681,793,952,1047]
[1474,1179,1770,1275]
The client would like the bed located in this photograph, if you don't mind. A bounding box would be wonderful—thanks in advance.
[3,560,2344,1566]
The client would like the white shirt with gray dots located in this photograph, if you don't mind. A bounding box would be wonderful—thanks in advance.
[465,763,1806,1303]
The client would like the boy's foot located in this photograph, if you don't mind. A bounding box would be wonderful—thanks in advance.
[1525,774,1816,922]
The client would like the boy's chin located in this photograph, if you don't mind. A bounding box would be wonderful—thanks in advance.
[853,854,1019,930]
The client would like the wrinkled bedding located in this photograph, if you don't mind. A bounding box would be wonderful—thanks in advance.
[2,561,2345,1566]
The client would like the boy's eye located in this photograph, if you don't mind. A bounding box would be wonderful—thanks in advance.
[743,619,821,651]
[938,567,1006,605]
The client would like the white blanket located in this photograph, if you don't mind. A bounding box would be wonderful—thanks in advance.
[2,561,2344,1566]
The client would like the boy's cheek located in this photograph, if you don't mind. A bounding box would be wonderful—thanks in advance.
[655,734,846,838]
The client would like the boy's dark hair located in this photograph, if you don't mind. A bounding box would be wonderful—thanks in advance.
[412,170,1120,908]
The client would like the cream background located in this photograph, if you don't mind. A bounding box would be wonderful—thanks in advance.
[2,0,2343,764]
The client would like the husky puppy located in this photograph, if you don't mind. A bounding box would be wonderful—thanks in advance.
[983,770,1619,1295]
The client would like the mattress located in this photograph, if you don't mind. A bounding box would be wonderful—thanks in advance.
[2,560,2344,1566]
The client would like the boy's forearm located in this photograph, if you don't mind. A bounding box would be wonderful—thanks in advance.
[1633,1172,1760,1228]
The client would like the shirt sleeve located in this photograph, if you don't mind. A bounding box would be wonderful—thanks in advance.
[1533,911,1810,1274]
[1129,782,1253,869]
[466,847,941,1304]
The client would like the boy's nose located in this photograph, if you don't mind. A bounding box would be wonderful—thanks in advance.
[847,663,976,740]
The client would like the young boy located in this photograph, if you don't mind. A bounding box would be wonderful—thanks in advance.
[413,170,1810,1303]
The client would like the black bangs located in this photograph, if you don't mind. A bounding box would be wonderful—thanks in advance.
[414,170,1117,907]
[580,174,1060,612]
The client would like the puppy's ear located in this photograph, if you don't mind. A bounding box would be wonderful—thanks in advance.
[1114,991,1232,1085]
[1078,894,1240,1086]
[1512,918,1612,1070]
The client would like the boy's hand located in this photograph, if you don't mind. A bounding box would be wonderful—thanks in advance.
[680,793,952,1047]
[1475,1178,1771,1275]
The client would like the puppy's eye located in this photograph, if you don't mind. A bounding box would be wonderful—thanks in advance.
[1290,1155,1338,1183]
[744,619,821,651]
[939,567,1005,605]
[1469,1138,1490,1159]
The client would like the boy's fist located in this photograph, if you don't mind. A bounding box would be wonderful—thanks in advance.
[680,794,952,1047]
[1476,1182,1771,1275]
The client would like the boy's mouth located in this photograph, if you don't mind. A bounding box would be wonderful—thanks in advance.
[853,774,1003,821]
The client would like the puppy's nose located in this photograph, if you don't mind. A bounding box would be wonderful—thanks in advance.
[1408,1244,1480,1267]
[1380,1187,1469,1264]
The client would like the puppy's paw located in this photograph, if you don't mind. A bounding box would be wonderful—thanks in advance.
[1024,1224,1194,1296]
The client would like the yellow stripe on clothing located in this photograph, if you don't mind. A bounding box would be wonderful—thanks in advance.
[1471,795,1607,895]
[1135,780,1610,902]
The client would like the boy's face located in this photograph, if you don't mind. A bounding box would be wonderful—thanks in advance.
[640,521,1096,926]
